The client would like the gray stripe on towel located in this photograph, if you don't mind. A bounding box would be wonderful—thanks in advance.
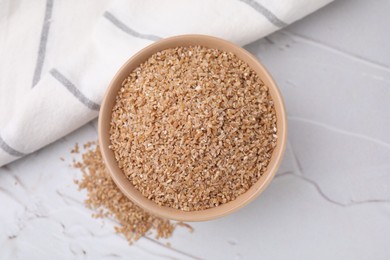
[50,69,101,111]
[0,135,25,157]
[103,11,162,41]
[238,0,287,28]
[32,0,54,87]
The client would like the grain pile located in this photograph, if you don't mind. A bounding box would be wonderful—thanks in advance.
[73,143,189,244]
[110,46,277,211]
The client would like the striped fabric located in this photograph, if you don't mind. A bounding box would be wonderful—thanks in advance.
[0,0,333,166]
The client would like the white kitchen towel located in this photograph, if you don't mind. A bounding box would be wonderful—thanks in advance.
[0,0,333,166]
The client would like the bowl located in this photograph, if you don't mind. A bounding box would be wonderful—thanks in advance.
[99,34,287,221]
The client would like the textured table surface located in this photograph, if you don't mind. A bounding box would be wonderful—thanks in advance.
[1,0,390,259]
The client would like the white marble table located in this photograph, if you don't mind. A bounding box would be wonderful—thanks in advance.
[1,0,390,259]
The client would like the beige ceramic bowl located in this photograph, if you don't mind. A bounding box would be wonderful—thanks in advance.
[99,35,287,222]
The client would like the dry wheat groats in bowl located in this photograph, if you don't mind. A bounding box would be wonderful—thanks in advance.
[99,35,287,221]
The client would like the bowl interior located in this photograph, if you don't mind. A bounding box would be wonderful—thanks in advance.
[99,35,287,222]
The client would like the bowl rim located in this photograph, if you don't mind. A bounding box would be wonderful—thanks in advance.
[98,34,287,222]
